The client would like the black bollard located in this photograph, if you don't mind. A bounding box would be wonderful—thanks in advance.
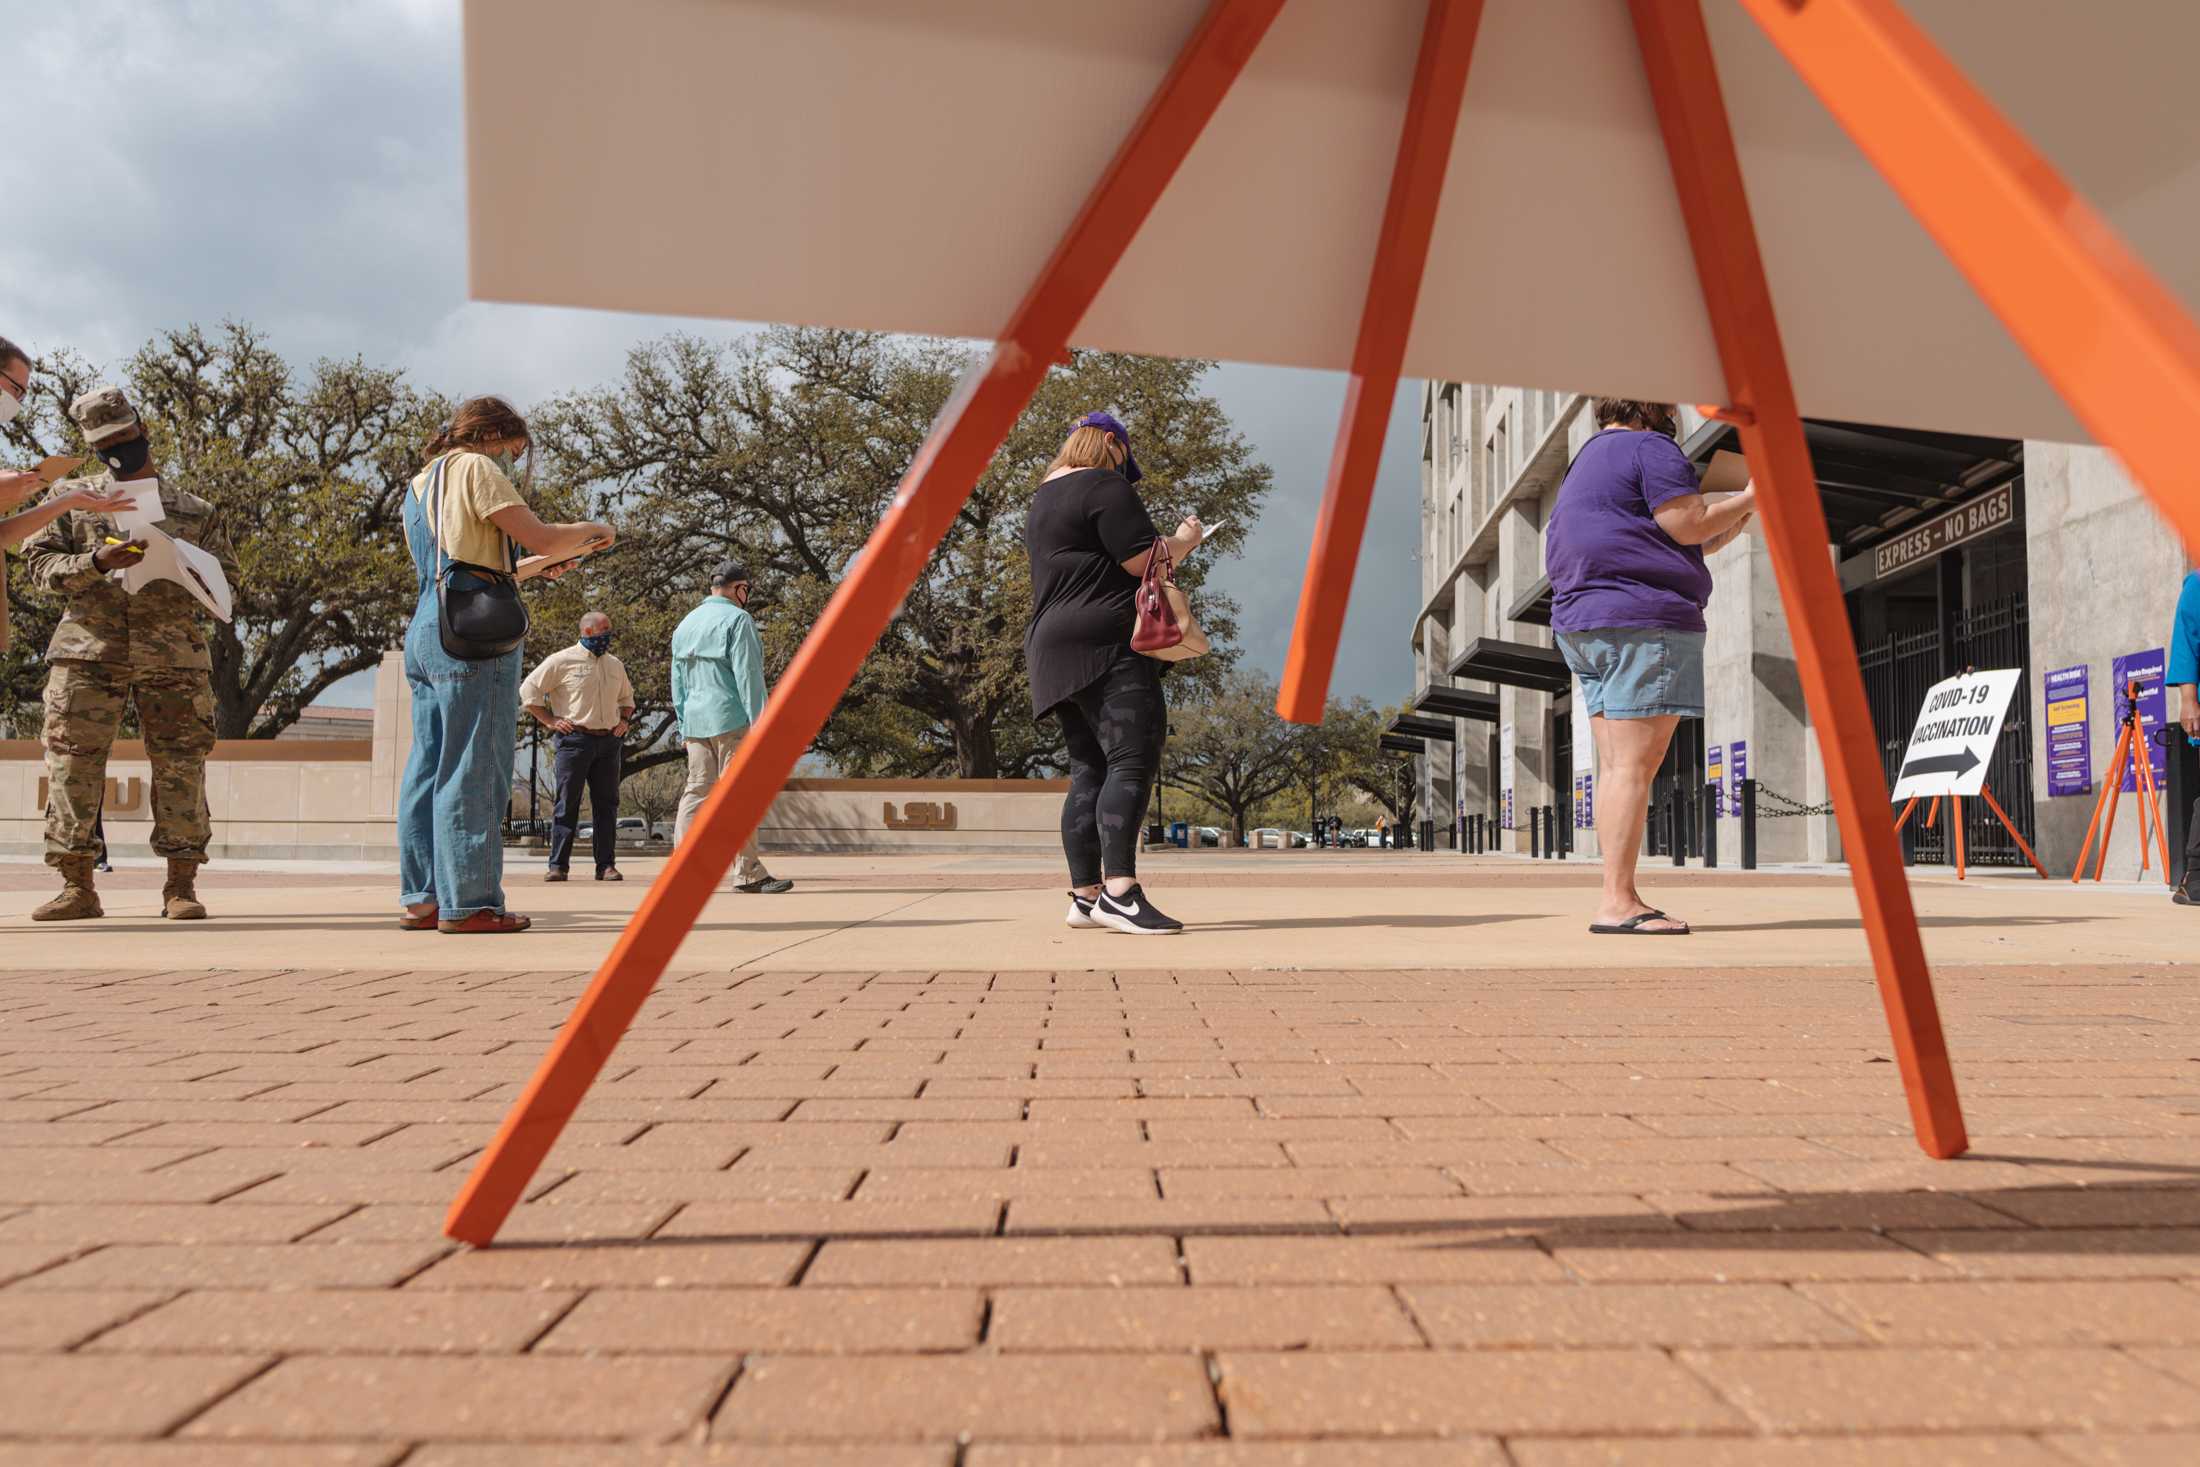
[1670,786,1686,866]
[1529,807,1541,859]
[1701,781,1718,869]
[1741,778,1758,870]
[1541,805,1556,858]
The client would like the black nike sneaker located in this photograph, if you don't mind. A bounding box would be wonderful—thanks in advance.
[1066,891,1102,929]
[1092,884,1183,935]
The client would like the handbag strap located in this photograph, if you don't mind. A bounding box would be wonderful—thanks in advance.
[425,454,453,584]
[425,451,515,579]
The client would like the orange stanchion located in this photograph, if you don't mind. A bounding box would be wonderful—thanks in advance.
[2137,714,2172,881]
[2071,713,2136,882]
[1629,0,1965,1158]
[1893,797,1918,833]
[1951,795,1965,881]
[1277,0,1484,725]
[441,0,1290,1246]
[1924,796,1940,830]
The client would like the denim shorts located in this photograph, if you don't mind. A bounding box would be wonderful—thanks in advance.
[1555,627,1706,719]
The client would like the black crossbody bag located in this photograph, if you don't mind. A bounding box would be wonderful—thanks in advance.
[427,454,529,660]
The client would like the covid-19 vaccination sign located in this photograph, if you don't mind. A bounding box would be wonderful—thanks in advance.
[1889,669,2022,802]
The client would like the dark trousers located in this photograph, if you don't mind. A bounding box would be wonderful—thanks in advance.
[547,731,624,873]
[1057,653,1164,885]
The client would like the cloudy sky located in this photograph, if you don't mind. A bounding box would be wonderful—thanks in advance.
[1,0,1425,710]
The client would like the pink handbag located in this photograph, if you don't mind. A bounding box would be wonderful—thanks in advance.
[1131,539,1209,662]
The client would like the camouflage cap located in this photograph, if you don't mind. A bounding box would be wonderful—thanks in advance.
[68,385,140,447]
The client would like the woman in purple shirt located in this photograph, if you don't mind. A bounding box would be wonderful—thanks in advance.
[1544,400,1756,935]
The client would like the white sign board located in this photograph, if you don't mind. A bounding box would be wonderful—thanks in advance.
[1889,669,2022,801]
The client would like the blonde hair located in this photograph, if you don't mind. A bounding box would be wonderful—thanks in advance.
[1045,424,1127,478]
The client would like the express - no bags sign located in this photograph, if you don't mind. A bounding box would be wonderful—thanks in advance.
[1889,669,2023,801]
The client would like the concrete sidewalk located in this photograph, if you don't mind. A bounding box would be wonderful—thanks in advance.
[0,849,2184,972]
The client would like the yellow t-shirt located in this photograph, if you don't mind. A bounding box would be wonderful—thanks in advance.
[410,450,526,569]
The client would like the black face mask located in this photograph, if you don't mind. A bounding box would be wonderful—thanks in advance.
[99,436,152,477]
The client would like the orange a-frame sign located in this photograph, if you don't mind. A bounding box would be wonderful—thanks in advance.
[446,0,2200,1244]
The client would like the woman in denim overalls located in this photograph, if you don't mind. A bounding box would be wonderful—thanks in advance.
[397,398,613,934]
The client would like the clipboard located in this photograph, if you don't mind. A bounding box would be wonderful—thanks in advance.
[1697,449,1751,496]
[36,455,86,484]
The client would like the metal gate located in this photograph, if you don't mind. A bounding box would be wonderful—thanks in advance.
[1857,594,2035,866]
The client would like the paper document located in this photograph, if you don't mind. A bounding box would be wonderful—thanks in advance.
[108,480,167,534]
[37,455,86,484]
[115,525,233,622]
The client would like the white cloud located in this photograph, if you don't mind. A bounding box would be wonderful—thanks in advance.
[6,0,1423,710]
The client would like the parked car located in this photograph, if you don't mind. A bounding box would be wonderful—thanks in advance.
[577,817,661,842]
[1195,826,1223,848]
[1251,827,1289,849]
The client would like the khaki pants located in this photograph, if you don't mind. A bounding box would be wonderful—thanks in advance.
[677,727,772,883]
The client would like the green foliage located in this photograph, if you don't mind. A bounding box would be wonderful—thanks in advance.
[1155,670,1413,842]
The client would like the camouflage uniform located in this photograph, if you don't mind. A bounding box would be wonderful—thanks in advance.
[22,390,236,875]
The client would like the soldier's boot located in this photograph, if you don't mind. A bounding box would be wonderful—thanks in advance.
[162,859,209,921]
[31,858,103,922]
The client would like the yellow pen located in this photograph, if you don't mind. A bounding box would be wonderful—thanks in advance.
[101,536,145,561]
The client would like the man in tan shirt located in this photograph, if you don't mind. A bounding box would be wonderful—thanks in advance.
[520,611,637,881]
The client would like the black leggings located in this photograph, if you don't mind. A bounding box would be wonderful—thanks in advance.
[1057,654,1164,885]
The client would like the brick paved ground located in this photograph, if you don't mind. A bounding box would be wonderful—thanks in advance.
[2,958,2196,1463]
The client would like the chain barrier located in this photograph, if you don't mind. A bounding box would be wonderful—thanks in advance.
[1754,782,1836,819]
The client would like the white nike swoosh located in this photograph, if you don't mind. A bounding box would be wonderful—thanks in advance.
[1115,900,1142,917]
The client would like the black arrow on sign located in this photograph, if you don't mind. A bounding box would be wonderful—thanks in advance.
[1900,747,1982,782]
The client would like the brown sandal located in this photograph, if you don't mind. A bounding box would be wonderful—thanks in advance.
[436,910,532,934]
[398,909,438,931]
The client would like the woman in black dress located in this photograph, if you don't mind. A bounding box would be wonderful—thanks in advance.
[1024,412,1206,935]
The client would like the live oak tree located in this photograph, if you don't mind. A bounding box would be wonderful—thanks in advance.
[530,327,1272,778]
[1,323,437,738]
[1160,668,1307,844]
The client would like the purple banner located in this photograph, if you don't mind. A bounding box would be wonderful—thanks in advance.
[1579,772,1593,829]
[2112,649,2167,793]
[2044,664,2091,798]
[1706,745,1725,817]
[1729,740,1748,807]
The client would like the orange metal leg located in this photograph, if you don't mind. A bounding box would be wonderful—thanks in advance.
[1893,796,1918,833]
[2135,751,2155,877]
[2092,736,2127,885]
[2071,718,2133,882]
[1630,0,1966,1158]
[1277,0,1484,724]
[2138,726,2172,881]
[1951,794,1965,880]
[1923,796,1939,831]
[441,0,1289,1246]
[1739,0,2200,559]
[1980,785,2049,880]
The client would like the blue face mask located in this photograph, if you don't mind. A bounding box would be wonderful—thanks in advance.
[581,633,611,657]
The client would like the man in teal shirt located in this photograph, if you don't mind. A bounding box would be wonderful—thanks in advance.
[671,560,792,893]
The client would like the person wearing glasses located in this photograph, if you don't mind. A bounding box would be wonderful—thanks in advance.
[0,338,138,549]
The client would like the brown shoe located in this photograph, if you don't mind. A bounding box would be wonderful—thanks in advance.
[31,857,102,922]
[437,910,533,934]
[161,858,209,920]
[544,868,569,883]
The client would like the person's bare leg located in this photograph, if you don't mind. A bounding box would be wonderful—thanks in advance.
[1589,712,1686,931]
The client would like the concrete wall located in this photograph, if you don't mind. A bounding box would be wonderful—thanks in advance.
[4,650,1079,862]
[2022,443,2186,880]
[759,780,1070,855]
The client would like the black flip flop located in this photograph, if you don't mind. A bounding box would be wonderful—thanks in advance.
[1589,909,1690,936]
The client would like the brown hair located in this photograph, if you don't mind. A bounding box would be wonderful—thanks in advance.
[425,395,530,467]
[0,335,26,375]
[1592,398,1678,435]
[1045,424,1127,478]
